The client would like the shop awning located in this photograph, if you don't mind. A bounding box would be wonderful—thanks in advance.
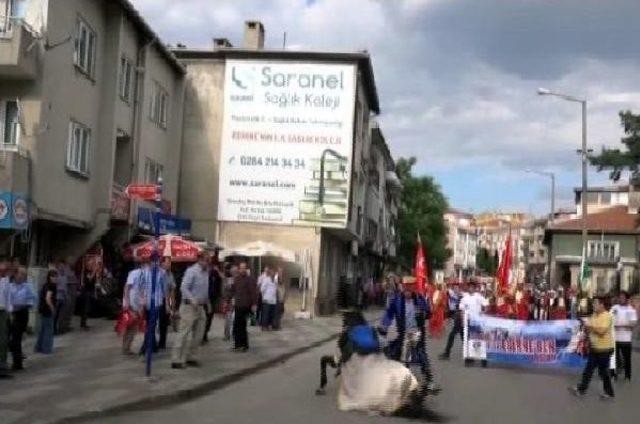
[220,241,297,263]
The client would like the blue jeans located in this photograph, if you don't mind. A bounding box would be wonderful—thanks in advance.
[35,315,54,354]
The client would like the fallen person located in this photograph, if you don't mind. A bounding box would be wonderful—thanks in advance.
[316,310,376,395]
[316,310,443,420]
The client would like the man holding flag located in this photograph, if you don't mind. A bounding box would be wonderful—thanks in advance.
[379,234,441,394]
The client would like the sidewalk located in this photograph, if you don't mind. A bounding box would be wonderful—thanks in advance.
[0,310,381,424]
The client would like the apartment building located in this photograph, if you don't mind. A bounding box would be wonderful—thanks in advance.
[0,0,185,265]
[575,185,629,216]
[521,218,548,284]
[174,21,399,315]
[475,212,532,284]
[443,209,477,279]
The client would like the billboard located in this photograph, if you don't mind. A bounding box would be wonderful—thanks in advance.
[464,314,588,370]
[218,59,357,228]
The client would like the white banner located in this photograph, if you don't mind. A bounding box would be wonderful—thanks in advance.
[218,60,357,228]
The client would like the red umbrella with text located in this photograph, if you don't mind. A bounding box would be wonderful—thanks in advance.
[123,234,202,262]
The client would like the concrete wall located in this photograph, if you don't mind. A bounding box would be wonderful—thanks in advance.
[136,45,184,210]
[177,58,225,240]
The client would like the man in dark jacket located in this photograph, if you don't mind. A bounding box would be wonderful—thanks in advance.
[227,262,257,352]
[380,282,440,394]
[202,262,223,344]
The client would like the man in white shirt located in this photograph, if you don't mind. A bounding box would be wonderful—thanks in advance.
[121,261,146,355]
[459,282,488,318]
[256,267,271,325]
[458,282,488,367]
[611,291,637,381]
[172,252,210,369]
[260,269,277,330]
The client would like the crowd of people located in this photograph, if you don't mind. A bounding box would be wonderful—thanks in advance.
[317,274,638,415]
[0,252,290,378]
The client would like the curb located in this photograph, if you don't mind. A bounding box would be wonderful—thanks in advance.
[51,333,339,424]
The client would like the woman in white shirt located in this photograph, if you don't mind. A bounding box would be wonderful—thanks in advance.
[611,291,637,381]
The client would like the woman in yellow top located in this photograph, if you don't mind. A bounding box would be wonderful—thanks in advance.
[570,297,615,400]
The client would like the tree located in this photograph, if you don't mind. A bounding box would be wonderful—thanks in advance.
[476,247,497,275]
[396,157,450,272]
[590,111,640,181]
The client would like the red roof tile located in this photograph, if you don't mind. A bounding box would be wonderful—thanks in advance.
[550,206,639,233]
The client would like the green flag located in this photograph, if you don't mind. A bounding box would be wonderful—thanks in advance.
[580,245,591,286]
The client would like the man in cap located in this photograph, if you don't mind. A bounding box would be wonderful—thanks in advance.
[379,279,441,394]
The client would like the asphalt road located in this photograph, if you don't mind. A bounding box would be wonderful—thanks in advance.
[90,333,640,424]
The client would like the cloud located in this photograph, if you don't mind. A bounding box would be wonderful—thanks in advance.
[130,0,640,215]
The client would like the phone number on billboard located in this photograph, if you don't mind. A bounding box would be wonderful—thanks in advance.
[239,156,306,169]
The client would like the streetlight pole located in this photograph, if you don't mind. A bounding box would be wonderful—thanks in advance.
[537,88,588,299]
[525,169,555,223]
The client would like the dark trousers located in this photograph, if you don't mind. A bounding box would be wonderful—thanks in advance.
[416,338,434,383]
[203,307,214,342]
[233,307,251,349]
[389,334,434,384]
[54,299,65,334]
[261,303,276,329]
[273,303,284,330]
[615,342,632,380]
[9,308,29,369]
[319,355,339,389]
[158,303,169,349]
[0,310,9,372]
[443,315,463,357]
[78,291,91,327]
[254,298,262,326]
[139,308,158,355]
[578,349,614,396]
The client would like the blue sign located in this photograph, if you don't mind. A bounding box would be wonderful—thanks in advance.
[0,192,11,229]
[0,192,29,230]
[137,207,191,236]
[465,315,587,370]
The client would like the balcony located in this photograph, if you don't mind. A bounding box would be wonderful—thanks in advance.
[0,146,29,193]
[0,18,39,79]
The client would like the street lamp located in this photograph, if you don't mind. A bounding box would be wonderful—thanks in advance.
[537,88,588,296]
[525,169,555,224]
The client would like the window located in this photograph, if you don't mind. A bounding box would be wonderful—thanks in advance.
[600,192,611,205]
[2,100,19,146]
[587,240,619,261]
[149,81,169,128]
[74,17,96,77]
[66,121,90,175]
[119,56,133,102]
[586,192,599,204]
[144,158,163,184]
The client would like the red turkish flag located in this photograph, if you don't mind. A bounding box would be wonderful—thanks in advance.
[415,233,428,296]
[496,232,512,295]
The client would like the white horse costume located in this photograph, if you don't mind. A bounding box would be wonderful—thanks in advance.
[337,353,419,415]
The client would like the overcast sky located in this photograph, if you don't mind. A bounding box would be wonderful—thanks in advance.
[131,0,640,216]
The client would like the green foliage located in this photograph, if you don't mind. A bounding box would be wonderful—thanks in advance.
[590,111,640,181]
[396,157,450,271]
[476,247,497,275]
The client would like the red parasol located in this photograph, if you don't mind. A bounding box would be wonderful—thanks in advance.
[123,235,202,262]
